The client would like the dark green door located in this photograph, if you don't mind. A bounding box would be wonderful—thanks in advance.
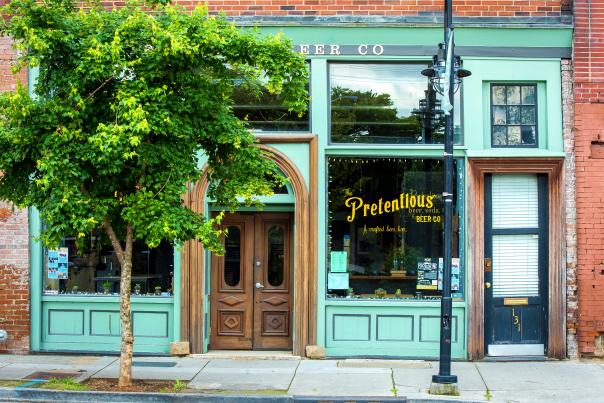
[484,173,548,356]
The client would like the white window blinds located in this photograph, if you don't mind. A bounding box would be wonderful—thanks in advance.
[491,174,540,298]
[492,234,539,297]
[492,174,539,229]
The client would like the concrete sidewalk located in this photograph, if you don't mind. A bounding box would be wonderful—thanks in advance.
[1,353,604,402]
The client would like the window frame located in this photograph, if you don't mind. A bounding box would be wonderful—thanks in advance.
[327,61,463,146]
[231,62,312,134]
[489,83,539,148]
[324,155,465,302]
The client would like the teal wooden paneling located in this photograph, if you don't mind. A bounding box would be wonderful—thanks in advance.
[325,304,465,358]
[332,314,371,341]
[40,298,173,353]
[90,310,120,336]
[419,316,458,343]
[133,311,169,338]
[48,309,84,335]
[376,315,414,341]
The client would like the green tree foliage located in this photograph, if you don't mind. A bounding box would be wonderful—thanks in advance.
[0,0,307,386]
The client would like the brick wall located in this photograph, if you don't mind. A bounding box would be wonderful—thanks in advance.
[202,0,563,17]
[0,203,30,354]
[562,59,578,358]
[574,0,604,356]
[0,36,30,354]
[85,0,569,18]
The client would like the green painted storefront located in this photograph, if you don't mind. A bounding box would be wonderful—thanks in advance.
[29,23,571,358]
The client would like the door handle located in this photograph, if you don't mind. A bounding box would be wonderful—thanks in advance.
[485,282,492,289]
[255,282,265,289]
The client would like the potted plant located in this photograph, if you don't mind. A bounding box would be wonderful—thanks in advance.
[346,287,354,297]
[134,283,142,295]
[102,280,111,294]
[71,285,79,294]
[395,289,402,298]
[154,285,162,296]
[375,288,387,298]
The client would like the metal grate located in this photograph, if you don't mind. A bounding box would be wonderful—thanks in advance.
[25,370,82,380]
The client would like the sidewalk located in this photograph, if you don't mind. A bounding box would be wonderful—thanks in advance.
[1,353,604,402]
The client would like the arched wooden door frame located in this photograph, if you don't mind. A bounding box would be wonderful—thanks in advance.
[180,135,318,356]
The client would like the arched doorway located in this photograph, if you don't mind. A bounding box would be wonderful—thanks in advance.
[179,138,317,356]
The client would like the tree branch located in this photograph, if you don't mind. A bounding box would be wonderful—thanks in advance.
[85,76,114,103]
[103,219,125,267]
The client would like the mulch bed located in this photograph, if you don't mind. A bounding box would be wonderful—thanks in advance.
[84,378,179,393]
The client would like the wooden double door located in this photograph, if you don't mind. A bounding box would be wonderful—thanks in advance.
[210,213,293,350]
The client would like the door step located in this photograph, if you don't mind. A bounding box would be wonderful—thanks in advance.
[483,355,548,362]
[192,350,301,360]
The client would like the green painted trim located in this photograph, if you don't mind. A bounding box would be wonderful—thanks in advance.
[256,26,572,48]
[312,58,329,347]
[325,300,466,307]
[463,58,563,152]
[325,147,468,158]
[29,207,42,351]
[40,295,174,304]
[173,248,181,342]
[467,150,566,158]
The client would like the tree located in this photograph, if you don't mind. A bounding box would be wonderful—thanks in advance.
[0,0,307,387]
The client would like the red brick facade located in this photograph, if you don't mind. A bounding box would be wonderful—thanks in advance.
[0,36,29,354]
[197,0,564,17]
[0,202,30,354]
[574,0,604,356]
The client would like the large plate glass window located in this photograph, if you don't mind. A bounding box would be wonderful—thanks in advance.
[43,231,174,297]
[232,65,310,132]
[329,63,461,144]
[326,157,463,300]
[491,84,537,147]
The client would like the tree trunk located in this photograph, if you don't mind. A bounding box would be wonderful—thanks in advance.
[103,221,135,387]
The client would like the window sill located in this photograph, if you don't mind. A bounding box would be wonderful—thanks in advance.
[325,296,465,306]
[41,294,174,304]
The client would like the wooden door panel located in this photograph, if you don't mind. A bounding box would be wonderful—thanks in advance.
[210,215,254,350]
[484,174,548,355]
[253,214,293,349]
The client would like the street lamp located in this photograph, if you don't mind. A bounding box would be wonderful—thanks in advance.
[421,0,471,392]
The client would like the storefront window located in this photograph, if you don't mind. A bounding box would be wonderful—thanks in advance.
[232,72,310,132]
[327,157,462,300]
[329,63,461,144]
[43,232,174,296]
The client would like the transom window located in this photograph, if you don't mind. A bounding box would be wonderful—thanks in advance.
[491,84,537,147]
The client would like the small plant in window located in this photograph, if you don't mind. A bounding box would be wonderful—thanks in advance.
[134,283,141,295]
[375,288,387,298]
[154,285,162,296]
[395,289,402,298]
[71,285,79,294]
[102,280,111,295]
[346,287,354,297]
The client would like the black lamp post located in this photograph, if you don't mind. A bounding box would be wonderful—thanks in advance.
[421,0,471,388]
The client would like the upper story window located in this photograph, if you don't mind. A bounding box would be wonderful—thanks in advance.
[329,63,461,144]
[491,84,537,147]
[232,72,310,133]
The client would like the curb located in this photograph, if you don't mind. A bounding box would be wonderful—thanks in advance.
[0,388,484,403]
